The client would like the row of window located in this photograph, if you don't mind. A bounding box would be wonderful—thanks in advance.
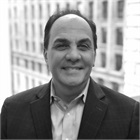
[25,75,43,90]
[13,72,44,94]
[13,73,120,94]
[10,21,123,48]
[99,52,122,71]
[9,1,77,20]
[88,0,124,20]
[97,78,120,92]
[10,38,43,54]
[9,21,44,39]
[12,56,50,75]
[9,0,124,21]
[101,27,123,45]
[25,22,44,38]
[14,75,120,94]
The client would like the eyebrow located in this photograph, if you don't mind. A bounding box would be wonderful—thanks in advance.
[53,38,70,44]
[78,38,92,45]
[53,38,92,45]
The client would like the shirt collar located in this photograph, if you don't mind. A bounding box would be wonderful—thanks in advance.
[50,78,90,104]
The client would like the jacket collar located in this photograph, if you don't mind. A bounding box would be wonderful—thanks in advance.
[30,78,108,139]
[78,78,108,139]
[30,81,52,139]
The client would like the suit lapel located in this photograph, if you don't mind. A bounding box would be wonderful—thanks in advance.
[78,79,108,139]
[30,78,108,139]
[30,82,52,139]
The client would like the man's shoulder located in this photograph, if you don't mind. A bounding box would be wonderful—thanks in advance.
[4,83,50,105]
[99,84,138,107]
[90,78,137,105]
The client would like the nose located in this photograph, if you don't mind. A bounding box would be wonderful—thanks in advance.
[66,47,81,62]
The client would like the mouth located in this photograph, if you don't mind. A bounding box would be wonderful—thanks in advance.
[62,66,83,71]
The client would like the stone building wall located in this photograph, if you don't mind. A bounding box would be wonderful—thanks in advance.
[123,0,140,100]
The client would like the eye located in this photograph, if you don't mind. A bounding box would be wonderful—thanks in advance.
[54,44,69,51]
[78,44,90,51]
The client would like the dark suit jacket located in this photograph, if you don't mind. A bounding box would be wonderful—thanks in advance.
[1,78,139,139]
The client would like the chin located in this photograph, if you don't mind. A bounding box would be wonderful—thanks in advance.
[63,79,84,87]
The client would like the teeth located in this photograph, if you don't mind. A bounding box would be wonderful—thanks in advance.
[64,68,80,70]
[67,68,79,70]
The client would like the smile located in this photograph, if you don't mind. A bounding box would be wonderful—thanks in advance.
[62,67,83,70]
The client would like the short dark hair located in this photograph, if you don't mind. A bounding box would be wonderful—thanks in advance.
[43,10,97,51]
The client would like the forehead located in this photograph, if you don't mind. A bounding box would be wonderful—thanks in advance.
[49,14,93,40]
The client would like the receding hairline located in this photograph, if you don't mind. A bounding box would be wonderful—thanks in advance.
[50,13,92,29]
[43,10,97,51]
[49,13,93,38]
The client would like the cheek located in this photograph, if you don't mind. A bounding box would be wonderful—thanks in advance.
[47,52,62,70]
[84,52,95,67]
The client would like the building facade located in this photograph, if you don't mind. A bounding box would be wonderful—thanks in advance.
[9,0,82,94]
[123,0,140,101]
[8,0,139,100]
[87,0,124,93]
[0,0,12,110]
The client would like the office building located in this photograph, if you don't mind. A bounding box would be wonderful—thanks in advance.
[8,0,140,101]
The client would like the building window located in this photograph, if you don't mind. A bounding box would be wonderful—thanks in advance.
[31,4,35,19]
[32,23,35,37]
[40,24,43,38]
[56,3,60,13]
[101,27,107,43]
[89,1,93,20]
[38,63,42,73]
[76,1,81,10]
[112,82,119,91]
[14,6,17,18]
[24,5,27,19]
[117,0,124,18]
[15,39,19,49]
[66,3,70,10]
[115,54,122,71]
[31,61,35,71]
[25,40,29,51]
[101,52,106,68]
[25,76,29,89]
[9,9,11,19]
[32,41,36,52]
[25,59,28,68]
[14,22,18,35]
[10,39,13,49]
[16,57,20,66]
[17,73,20,87]
[47,3,50,17]
[25,23,28,36]
[32,79,35,87]
[39,81,42,85]
[11,56,14,65]
[116,27,123,45]
[39,3,42,19]
[102,0,108,19]
[9,24,12,36]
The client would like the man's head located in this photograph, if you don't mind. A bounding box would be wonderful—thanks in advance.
[43,10,97,90]
[44,10,97,51]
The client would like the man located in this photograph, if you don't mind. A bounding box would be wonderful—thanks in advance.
[1,10,139,139]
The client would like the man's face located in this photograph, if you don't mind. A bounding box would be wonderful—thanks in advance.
[45,14,96,88]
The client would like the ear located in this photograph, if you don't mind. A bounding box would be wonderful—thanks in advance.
[43,49,48,63]
[92,50,96,67]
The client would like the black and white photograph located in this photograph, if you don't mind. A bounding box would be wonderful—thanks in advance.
[0,0,139,139]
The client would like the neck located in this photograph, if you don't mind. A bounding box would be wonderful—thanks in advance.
[52,80,88,104]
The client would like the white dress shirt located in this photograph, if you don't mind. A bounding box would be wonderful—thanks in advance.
[50,79,90,140]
